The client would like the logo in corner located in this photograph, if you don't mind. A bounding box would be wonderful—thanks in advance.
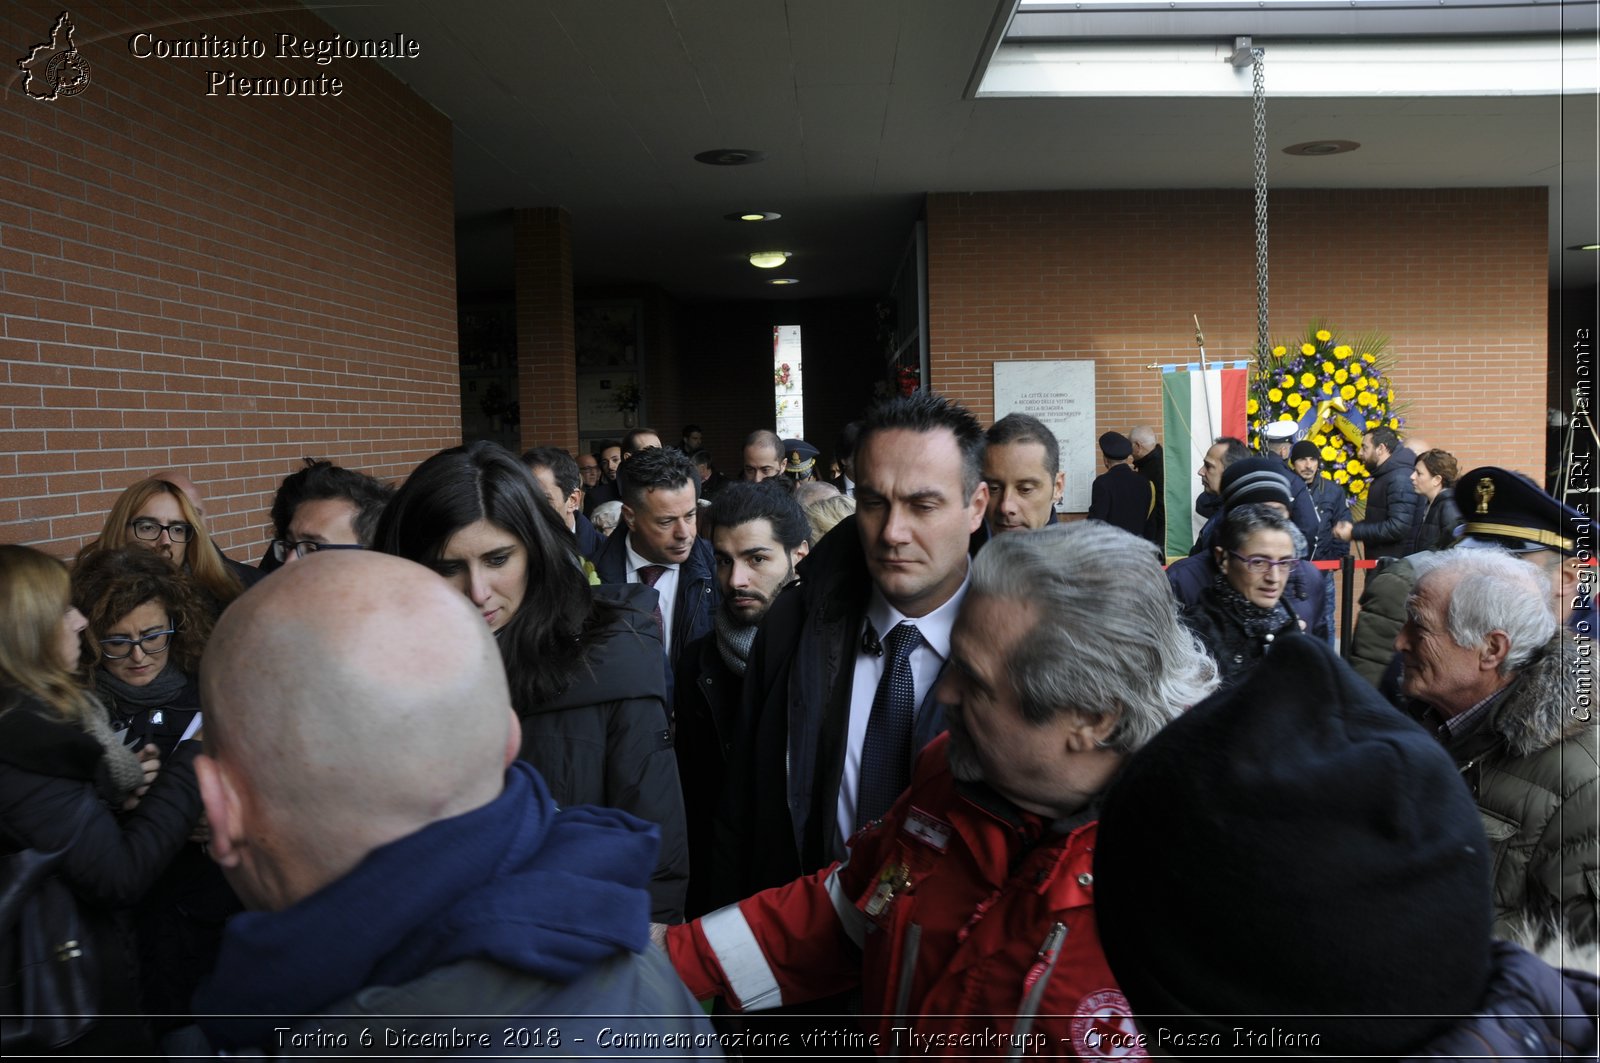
[18,12,91,100]
[1071,988,1148,1059]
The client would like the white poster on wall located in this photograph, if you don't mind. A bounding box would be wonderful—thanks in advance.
[993,361,1097,513]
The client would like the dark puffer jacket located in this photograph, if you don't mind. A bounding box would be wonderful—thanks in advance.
[512,584,688,923]
[1403,940,1597,1060]
[1351,446,1419,558]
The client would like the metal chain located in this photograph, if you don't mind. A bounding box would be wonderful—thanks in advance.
[1251,47,1270,357]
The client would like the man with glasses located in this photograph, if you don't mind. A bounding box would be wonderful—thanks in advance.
[261,460,394,573]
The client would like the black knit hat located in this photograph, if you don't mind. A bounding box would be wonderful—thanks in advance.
[1094,634,1492,1057]
[1289,440,1320,463]
[1218,457,1292,511]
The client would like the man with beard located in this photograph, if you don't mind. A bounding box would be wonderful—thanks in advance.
[673,481,811,916]
[658,522,1218,1049]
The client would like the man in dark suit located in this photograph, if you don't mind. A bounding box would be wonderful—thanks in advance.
[521,446,606,562]
[592,447,717,672]
[1128,425,1165,551]
[1088,432,1159,543]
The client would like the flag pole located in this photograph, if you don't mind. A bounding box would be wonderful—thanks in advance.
[1194,314,1215,442]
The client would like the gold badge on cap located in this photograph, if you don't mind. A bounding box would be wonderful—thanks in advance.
[1475,477,1495,515]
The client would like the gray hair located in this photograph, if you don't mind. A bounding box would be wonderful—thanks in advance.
[590,500,623,536]
[1409,548,1557,674]
[1128,425,1157,450]
[969,522,1218,753]
[1219,503,1306,558]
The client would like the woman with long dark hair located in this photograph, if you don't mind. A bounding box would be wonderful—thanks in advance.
[0,545,203,1055]
[375,440,688,921]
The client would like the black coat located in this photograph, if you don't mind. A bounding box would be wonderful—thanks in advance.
[515,584,689,923]
[671,630,745,918]
[1407,491,1463,555]
[1304,474,1352,561]
[592,526,718,674]
[715,515,951,902]
[1088,463,1159,542]
[0,690,203,1052]
[1131,445,1165,550]
[1352,447,1419,558]
[1179,589,1301,690]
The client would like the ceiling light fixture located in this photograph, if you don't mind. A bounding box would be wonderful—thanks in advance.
[695,148,766,166]
[748,251,790,269]
[1568,243,1600,252]
[725,211,782,222]
[768,278,799,286]
[1283,140,1360,157]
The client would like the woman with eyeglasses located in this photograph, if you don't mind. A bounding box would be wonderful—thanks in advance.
[374,440,689,922]
[1180,504,1305,689]
[66,545,240,1035]
[79,477,242,614]
[0,544,204,1055]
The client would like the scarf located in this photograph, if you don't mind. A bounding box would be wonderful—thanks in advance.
[77,695,146,797]
[95,663,188,713]
[195,762,657,1051]
[714,608,758,677]
[1211,572,1292,639]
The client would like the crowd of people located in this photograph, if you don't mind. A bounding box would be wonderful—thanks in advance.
[0,393,1594,1059]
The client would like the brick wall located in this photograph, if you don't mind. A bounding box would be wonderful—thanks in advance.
[1,1,458,558]
[927,188,1549,503]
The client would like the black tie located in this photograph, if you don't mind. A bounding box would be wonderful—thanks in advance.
[856,622,921,828]
[638,565,667,642]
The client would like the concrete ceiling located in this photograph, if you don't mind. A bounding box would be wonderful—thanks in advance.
[305,0,1599,301]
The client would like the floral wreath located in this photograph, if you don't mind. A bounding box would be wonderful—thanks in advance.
[1248,324,1404,502]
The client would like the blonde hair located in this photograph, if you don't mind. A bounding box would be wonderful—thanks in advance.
[0,544,96,723]
[81,478,240,608]
[805,494,856,543]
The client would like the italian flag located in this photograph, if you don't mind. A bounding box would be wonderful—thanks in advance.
[1161,364,1249,559]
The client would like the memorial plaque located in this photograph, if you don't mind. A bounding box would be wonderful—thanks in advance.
[993,361,1096,512]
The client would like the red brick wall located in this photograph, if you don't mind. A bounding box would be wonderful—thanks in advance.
[927,189,1549,502]
[2,1,458,558]
[516,209,576,454]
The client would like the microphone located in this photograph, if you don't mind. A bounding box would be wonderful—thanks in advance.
[861,625,884,658]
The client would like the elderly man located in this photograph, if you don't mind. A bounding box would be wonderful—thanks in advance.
[187,552,713,1054]
[982,412,1063,534]
[1394,548,1596,944]
[664,522,1218,1051]
[1127,425,1164,549]
[1347,466,1593,688]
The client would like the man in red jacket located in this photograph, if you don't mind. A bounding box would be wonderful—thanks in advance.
[660,522,1219,1056]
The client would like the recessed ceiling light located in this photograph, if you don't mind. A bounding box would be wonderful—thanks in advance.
[768,278,799,286]
[695,148,766,166]
[725,211,782,222]
[1283,140,1360,157]
[748,251,790,269]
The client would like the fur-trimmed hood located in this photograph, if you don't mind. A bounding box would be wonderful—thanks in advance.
[1491,634,1594,757]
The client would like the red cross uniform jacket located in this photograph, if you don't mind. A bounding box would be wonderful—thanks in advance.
[666,734,1143,1059]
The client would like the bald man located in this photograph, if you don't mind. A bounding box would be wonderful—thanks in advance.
[186,552,714,1055]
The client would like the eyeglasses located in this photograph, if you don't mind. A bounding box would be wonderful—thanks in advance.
[128,518,194,543]
[270,539,366,563]
[1227,551,1295,575]
[99,628,175,660]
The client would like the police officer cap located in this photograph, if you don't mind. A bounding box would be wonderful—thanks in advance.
[1098,432,1133,460]
[1262,421,1299,443]
[1452,466,1591,556]
[782,438,819,475]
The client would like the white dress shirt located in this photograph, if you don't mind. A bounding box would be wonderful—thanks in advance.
[835,571,970,841]
[624,536,680,657]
